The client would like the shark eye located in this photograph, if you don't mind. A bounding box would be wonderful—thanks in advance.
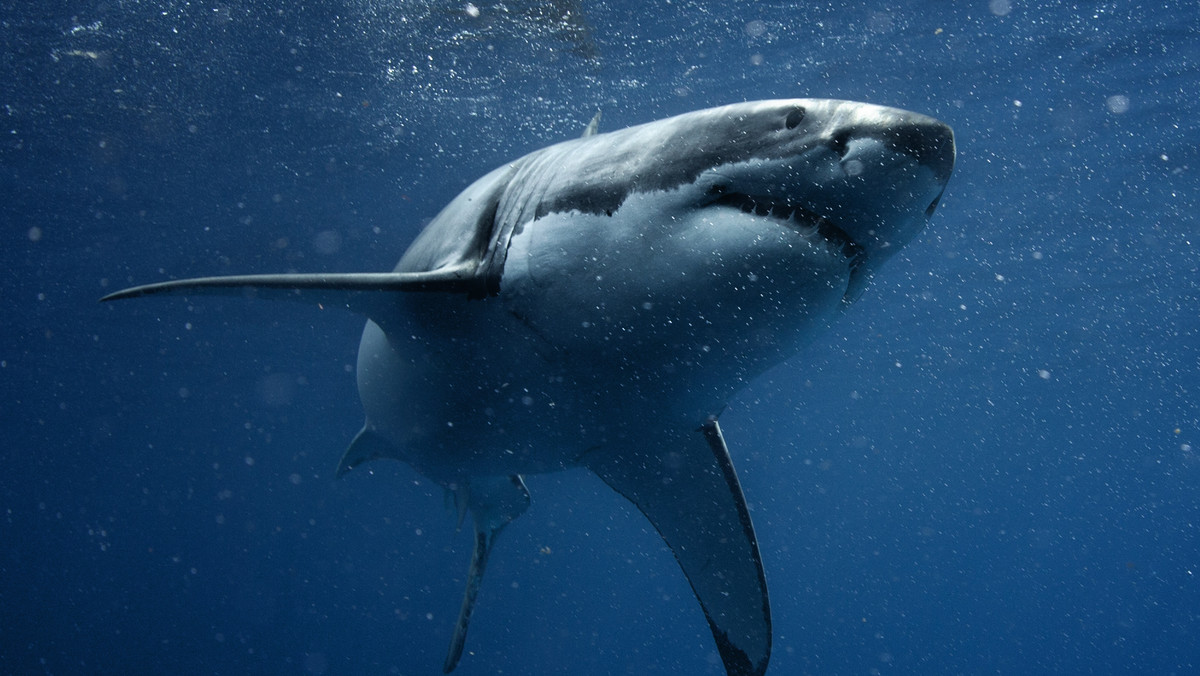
[785,107,806,129]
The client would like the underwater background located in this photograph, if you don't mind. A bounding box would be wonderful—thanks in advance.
[3,1,1199,673]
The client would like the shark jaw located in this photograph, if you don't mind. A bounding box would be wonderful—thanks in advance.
[704,190,867,278]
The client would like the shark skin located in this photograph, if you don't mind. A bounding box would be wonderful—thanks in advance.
[103,99,955,676]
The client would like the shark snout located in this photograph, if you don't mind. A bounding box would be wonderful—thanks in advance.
[836,110,956,187]
[882,117,956,185]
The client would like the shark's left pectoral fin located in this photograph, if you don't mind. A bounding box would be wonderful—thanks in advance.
[583,420,771,676]
[443,475,531,674]
[335,426,396,478]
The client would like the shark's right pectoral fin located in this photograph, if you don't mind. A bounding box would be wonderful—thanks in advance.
[582,420,772,676]
[99,261,493,317]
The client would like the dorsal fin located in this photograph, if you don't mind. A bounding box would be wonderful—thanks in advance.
[581,111,601,138]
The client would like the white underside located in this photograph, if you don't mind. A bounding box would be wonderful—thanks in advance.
[356,191,854,482]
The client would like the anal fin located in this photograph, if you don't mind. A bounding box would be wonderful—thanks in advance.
[582,420,772,676]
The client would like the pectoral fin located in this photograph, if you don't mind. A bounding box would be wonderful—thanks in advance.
[99,261,492,325]
[582,420,771,676]
[335,426,398,478]
[99,261,487,301]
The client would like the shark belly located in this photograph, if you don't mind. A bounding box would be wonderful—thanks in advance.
[354,300,590,482]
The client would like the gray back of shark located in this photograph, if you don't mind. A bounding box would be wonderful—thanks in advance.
[104,99,955,676]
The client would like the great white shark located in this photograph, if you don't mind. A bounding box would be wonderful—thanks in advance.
[104,99,955,676]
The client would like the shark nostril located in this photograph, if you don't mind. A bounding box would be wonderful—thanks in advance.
[829,131,852,158]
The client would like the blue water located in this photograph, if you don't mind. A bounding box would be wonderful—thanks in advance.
[4,1,1198,674]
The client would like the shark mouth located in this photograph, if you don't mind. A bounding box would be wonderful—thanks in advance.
[708,192,866,274]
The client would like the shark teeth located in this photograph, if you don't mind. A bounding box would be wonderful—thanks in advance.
[707,192,866,272]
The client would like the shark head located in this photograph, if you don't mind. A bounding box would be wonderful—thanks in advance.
[678,99,954,299]
[505,100,952,268]
[490,99,955,414]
